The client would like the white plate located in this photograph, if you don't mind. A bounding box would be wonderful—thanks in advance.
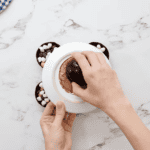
[42,42,112,114]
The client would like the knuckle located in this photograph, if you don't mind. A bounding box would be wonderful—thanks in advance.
[82,51,94,56]
[99,52,104,56]
[72,52,84,61]
[96,66,106,74]
[86,71,93,78]
[99,53,105,59]
[100,65,105,70]
[71,52,81,57]
[101,64,108,69]
[95,65,102,70]
[90,51,96,55]
[78,54,84,59]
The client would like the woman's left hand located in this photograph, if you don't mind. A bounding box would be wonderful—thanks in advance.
[40,101,76,150]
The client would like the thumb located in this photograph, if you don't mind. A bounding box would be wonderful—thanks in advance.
[72,82,85,97]
[54,101,66,126]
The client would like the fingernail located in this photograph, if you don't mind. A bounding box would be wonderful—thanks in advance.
[57,103,62,109]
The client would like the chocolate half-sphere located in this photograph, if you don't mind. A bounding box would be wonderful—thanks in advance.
[59,57,87,94]
[66,59,87,89]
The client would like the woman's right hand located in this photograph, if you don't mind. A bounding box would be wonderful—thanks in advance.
[71,51,130,112]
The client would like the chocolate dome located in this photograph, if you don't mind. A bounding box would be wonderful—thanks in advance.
[66,59,87,89]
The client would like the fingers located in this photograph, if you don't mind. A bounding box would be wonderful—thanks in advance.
[72,82,85,98]
[42,102,56,117]
[67,113,76,127]
[81,51,101,69]
[96,52,107,65]
[63,112,68,120]
[96,52,111,68]
[54,101,66,126]
[71,52,91,75]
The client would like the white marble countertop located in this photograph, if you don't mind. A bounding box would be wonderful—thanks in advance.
[0,0,150,150]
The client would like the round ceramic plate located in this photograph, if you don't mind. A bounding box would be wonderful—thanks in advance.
[0,0,13,14]
[42,42,112,114]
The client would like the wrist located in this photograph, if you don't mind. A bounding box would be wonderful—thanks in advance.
[45,140,71,150]
[104,96,132,118]
[45,144,64,150]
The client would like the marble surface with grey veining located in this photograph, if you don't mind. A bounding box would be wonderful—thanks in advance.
[0,0,150,150]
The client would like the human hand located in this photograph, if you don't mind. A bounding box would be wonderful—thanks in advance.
[71,51,130,112]
[40,101,76,150]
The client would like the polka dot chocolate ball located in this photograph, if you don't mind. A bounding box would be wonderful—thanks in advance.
[36,42,60,68]
[35,82,51,107]
[89,42,109,59]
